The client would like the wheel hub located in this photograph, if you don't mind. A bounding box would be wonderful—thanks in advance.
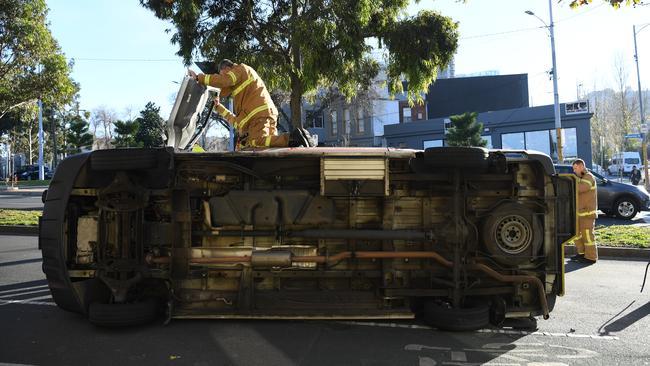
[617,201,634,217]
[495,215,532,254]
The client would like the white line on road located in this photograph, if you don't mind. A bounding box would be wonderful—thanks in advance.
[0,284,48,295]
[0,288,51,299]
[338,321,619,340]
[450,351,467,362]
[0,299,55,306]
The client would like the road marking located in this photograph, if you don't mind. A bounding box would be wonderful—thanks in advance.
[338,321,619,340]
[476,328,619,340]
[0,289,51,299]
[450,351,467,362]
[0,284,48,295]
[0,299,56,306]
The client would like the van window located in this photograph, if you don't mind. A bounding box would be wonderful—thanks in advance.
[625,158,640,164]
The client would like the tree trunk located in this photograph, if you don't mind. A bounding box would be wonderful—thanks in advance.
[289,0,303,129]
[290,74,303,129]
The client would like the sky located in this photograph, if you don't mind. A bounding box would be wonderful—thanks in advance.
[46,0,650,120]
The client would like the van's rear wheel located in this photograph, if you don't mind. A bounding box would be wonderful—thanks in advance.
[88,298,160,327]
[422,301,490,331]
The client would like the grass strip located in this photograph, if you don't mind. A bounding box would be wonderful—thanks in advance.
[0,209,42,226]
[595,225,650,248]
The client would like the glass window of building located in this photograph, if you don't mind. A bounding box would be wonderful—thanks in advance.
[330,110,338,135]
[357,109,365,133]
[525,130,551,155]
[562,128,577,160]
[344,109,351,134]
[501,132,525,149]
[403,108,412,123]
[550,128,577,161]
[481,135,493,149]
[423,139,443,149]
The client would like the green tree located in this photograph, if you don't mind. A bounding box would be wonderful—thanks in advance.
[66,116,94,154]
[569,0,643,8]
[140,0,458,128]
[113,120,140,148]
[134,102,165,148]
[0,0,78,119]
[445,112,487,148]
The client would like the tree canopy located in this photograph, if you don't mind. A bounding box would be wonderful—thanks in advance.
[445,112,487,148]
[66,115,94,154]
[140,0,459,128]
[134,102,165,148]
[568,0,644,8]
[0,0,78,120]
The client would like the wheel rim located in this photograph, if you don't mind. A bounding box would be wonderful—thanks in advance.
[617,201,635,217]
[494,215,532,254]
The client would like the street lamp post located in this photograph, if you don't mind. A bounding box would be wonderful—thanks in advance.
[526,0,563,163]
[38,97,44,180]
[633,23,649,189]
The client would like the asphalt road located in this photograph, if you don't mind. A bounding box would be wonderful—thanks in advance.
[1,234,649,365]
[0,192,44,210]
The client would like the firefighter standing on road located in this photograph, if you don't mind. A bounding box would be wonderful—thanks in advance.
[570,159,598,264]
[188,59,312,149]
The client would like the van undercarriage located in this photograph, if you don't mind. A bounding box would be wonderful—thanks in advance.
[40,147,575,329]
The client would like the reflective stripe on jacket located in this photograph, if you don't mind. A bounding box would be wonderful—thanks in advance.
[198,63,277,130]
[577,171,597,219]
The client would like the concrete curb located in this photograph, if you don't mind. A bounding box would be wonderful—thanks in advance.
[564,245,650,260]
[1,224,648,260]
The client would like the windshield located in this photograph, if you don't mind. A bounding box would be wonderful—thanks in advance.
[625,158,640,165]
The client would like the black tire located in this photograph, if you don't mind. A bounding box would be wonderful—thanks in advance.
[613,197,638,220]
[481,202,543,266]
[88,299,160,327]
[422,301,490,331]
[423,147,489,170]
[91,148,159,171]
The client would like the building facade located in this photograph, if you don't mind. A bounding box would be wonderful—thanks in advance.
[384,102,593,167]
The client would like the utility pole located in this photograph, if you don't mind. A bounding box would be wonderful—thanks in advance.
[633,24,649,190]
[38,97,44,180]
[526,0,563,163]
[548,0,562,163]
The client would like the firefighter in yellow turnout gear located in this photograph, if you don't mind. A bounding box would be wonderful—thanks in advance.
[189,59,313,149]
[570,159,598,264]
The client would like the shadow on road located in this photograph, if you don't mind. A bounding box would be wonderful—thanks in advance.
[598,300,650,335]
[565,260,594,273]
[0,257,43,267]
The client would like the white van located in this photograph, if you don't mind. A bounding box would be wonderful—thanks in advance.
[608,151,642,175]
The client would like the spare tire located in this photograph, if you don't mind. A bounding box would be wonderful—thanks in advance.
[423,147,489,170]
[88,298,160,327]
[422,301,490,331]
[481,202,543,266]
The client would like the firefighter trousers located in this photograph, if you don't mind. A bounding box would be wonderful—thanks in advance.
[575,217,598,261]
[239,117,289,149]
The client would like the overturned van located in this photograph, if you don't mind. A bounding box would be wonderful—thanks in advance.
[39,78,577,329]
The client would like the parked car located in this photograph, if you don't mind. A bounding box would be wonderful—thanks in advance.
[39,76,578,331]
[555,164,650,219]
[15,165,53,180]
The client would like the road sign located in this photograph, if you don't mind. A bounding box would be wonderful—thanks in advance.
[641,123,648,134]
[625,133,643,139]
